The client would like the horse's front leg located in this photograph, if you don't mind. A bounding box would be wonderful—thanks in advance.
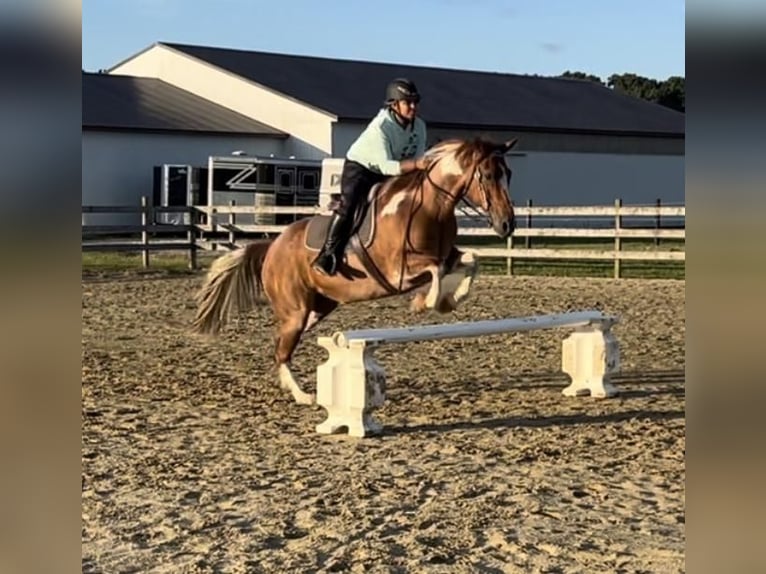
[430,248,477,313]
[409,249,478,314]
[450,249,478,304]
[408,261,444,314]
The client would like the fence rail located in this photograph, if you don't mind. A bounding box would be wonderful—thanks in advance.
[82,196,685,278]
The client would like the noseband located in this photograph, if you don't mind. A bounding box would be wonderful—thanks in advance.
[423,156,501,224]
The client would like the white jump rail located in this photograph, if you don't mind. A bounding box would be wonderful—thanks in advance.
[315,311,620,438]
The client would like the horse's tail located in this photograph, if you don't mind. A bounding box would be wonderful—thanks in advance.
[191,240,272,335]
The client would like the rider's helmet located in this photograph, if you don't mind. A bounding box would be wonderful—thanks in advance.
[384,78,421,105]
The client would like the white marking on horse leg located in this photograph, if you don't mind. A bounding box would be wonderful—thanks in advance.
[279,363,315,405]
[459,250,477,265]
[433,263,470,314]
[453,252,478,303]
[304,311,321,332]
[381,192,407,217]
[453,273,475,304]
[423,265,442,308]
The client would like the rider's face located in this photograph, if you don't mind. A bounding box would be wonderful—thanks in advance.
[393,98,419,121]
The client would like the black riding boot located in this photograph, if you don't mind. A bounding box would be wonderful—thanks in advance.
[312,211,349,276]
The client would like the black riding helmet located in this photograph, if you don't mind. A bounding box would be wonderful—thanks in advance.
[384,78,421,105]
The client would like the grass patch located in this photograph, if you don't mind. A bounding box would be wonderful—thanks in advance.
[463,234,685,251]
[462,236,685,279]
[478,258,685,279]
[82,251,201,274]
[82,235,684,280]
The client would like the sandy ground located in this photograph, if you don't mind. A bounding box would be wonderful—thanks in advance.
[82,271,685,574]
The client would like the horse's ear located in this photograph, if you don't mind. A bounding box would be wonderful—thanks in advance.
[503,138,519,152]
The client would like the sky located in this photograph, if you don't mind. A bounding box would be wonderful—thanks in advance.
[82,0,685,81]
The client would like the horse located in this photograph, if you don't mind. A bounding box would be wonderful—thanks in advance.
[191,137,518,404]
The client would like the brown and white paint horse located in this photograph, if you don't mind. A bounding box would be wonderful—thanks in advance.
[192,137,518,404]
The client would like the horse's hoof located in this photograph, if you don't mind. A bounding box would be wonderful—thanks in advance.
[294,391,316,406]
[435,295,457,314]
[410,294,427,313]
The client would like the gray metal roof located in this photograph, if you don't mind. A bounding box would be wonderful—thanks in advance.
[159,42,684,138]
[82,72,286,136]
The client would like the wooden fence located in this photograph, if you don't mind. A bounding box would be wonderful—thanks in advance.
[82,196,685,278]
[82,197,200,269]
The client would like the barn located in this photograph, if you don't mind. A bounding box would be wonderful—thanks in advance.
[105,41,685,210]
[82,71,289,224]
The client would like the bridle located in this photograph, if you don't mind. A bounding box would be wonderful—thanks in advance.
[423,153,508,225]
[388,151,508,294]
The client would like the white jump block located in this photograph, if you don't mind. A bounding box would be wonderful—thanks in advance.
[315,339,386,438]
[561,326,620,398]
[315,311,620,437]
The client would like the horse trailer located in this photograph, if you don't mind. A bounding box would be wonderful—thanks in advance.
[152,155,323,228]
[206,155,322,227]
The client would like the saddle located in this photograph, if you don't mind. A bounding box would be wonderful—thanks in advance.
[305,183,403,293]
[304,184,381,253]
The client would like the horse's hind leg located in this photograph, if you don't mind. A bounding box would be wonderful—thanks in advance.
[274,295,339,405]
[305,295,338,333]
[275,310,315,405]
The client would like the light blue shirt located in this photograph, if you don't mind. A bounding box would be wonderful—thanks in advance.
[345,108,427,176]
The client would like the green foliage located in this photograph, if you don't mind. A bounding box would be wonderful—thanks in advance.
[558,70,685,113]
[82,252,199,274]
[460,236,685,280]
[559,70,604,84]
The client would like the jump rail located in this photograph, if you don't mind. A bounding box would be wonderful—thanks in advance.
[315,311,621,437]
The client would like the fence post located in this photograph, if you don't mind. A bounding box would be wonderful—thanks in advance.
[655,198,661,247]
[188,206,197,270]
[229,200,236,247]
[211,207,218,248]
[506,235,513,276]
[141,195,150,268]
[525,198,532,249]
[614,198,622,279]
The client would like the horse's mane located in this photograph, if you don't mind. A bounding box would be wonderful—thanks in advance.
[385,137,498,194]
[429,137,501,167]
[387,167,427,194]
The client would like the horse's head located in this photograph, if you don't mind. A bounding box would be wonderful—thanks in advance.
[449,138,517,239]
[421,138,517,238]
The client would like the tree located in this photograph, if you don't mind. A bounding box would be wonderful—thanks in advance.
[559,70,604,85]
[607,73,685,113]
[608,73,660,101]
[557,70,685,113]
[656,75,685,112]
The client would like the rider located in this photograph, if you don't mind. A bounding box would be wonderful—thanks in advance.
[312,78,429,276]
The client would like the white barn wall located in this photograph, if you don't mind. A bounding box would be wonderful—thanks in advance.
[332,123,683,206]
[110,45,335,159]
[506,152,685,206]
[82,130,285,225]
[331,122,366,158]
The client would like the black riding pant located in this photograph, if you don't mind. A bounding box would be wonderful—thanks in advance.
[336,160,387,219]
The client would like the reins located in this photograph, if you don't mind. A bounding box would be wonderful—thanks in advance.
[367,150,501,295]
[394,155,492,291]
[423,158,494,224]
